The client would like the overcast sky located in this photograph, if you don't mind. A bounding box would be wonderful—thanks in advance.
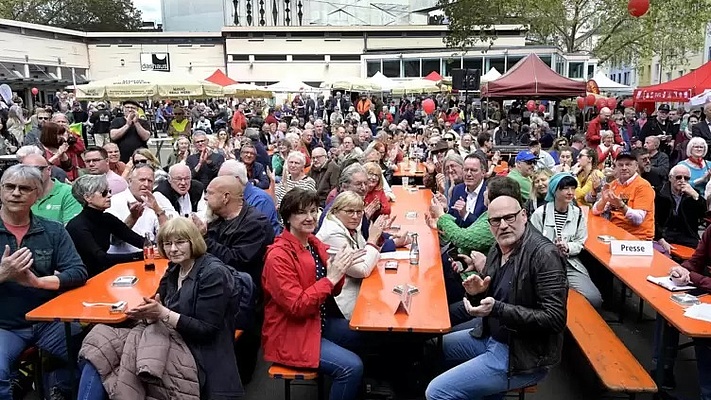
[134,0,162,23]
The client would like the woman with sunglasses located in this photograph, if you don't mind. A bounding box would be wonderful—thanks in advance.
[678,137,711,198]
[66,174,146,277]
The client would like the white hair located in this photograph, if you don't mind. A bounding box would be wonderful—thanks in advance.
[16,145,43,161]
[669,164,691,177]
[687,137,708,158]
[218,159,248,185]
[286,151,306,165]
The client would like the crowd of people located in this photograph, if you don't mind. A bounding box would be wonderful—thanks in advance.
[0,90,709,400]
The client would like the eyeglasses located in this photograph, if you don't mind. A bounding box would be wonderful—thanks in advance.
[488,209,524,227]
[2,183,37,195]
[100,189,111,197]
[133,159,148,165]
[194,140,206,144]
[162,239,190,248]
[674,175,691,181]
[367,173,380,179]
[37,117,49,121]
[523,160,537,165]
[444,137,454,142]
[340,209,364,217]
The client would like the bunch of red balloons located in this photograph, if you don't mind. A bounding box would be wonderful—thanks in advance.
[575,95,620,111]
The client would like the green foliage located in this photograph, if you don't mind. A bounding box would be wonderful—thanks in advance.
[439,0,711,68]
[0,0,143,31]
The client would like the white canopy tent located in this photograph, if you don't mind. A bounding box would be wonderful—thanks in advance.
[367,72,398,91]
[480,68,502,83]
[266,79,318,93]
[590,72,634,94]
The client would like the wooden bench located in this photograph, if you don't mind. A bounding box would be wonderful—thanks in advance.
[566,289,657,399]
[268,364,322,400]
[670,244,695,261]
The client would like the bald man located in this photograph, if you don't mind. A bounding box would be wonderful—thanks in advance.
[23,154,82,224]
[586,106,622,147]
[308,146,340,206]
[154,163,206,218]
[193,175,274,384]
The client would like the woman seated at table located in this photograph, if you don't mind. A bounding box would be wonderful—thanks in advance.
[529,172,603,308]
[316,191,389,319]
[572,147,604,206]
[524,169,552,215]
[363,162,391,217]
[678,137,711,198]
[77,217,243,399]
[263,188,366,400]
[66,174,146,277]
[274,151,317,209]
[271,138,293,183]
[40,121,85,181]
[596,130,622,169]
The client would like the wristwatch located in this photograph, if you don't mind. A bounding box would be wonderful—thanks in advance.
[161,312,171,324]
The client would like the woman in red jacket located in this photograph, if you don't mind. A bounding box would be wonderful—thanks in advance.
[262,188,367,400]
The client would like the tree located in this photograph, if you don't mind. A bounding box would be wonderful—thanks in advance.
[0,0,143,31]
[439,0,711,68]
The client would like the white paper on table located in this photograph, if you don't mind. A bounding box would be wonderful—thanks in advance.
[684,303,711,323]
[380,251,411,260]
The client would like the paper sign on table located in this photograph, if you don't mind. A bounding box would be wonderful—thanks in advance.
[610,240,653,256]
[380,251,411,260]
[646,275,695,291]
[684,304,711,323]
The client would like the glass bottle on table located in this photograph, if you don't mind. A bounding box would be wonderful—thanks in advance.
[409,233,419,265]
[143,232,155,272]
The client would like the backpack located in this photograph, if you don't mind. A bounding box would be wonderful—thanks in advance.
[224,268,257,331]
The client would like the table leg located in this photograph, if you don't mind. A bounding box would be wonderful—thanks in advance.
[653,312,671,395]
[64,322,77,399]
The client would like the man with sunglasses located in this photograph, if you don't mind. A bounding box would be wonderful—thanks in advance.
[22,108,51,147]
[109,100,151,163]
[427,188,567,399]
[507,150,537,201]
[22,154,81,225]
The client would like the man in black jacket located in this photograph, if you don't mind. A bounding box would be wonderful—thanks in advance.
[192,175,275,384]
[153,164,205,217]
[427,187,567,399]
[655,164,706,252]
[308,147,340,206]
[186,131,224,188]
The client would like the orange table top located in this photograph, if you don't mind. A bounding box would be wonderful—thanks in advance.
[393,162,426,177]
[585,214,711,338]
[349,186,451,333]
[26,259,169,324]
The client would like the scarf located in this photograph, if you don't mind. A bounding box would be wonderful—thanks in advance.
[687,156,705,169]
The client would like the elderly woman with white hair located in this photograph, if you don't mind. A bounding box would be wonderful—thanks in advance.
[274,151,317,209]
[595,130,622,168]
[678,137,711,197]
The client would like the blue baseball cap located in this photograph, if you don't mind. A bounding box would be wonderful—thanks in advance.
[515,150,539,163]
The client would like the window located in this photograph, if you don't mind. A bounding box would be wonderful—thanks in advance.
[488,57,505,76]
[654,63,660,78]
[568,62,584,79]
[443,57,460,76]
[366,60,381,77]
[462,57,483,72]
[292,55,324,61]
[666,72,672,82]
[231,54,249,62]
[587,65,595,79]
[539,55,552,67]
[506,56,524,72]
[623,72,630,85]
[330,55,360,61]
[382,60,400,78]
[403,59,419,77]
[253,55,287,61]
[679,70,684,77]
[422,59,441,76]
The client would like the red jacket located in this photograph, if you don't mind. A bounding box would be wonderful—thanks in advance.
[262,230,344,368]
[586,116,622,147]
[364,189,390,215]
[231,111,247,134]
[682,225,711,292]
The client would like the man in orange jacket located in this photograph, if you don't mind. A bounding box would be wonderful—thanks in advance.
[355,94,372,121]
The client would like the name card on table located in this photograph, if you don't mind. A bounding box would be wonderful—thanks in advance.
[610,240,653,256]
[393,284,419,315]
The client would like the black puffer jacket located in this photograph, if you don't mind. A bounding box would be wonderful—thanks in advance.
[471,225,568,375]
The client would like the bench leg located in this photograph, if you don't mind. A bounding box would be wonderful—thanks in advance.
[317,375,325,400]
[284,378,292,400]
[518,389,525,400]
[34,350,43,396]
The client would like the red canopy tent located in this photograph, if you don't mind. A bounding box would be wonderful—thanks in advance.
[205,69,238,86]
[480,54,586,98]
[424,71,443,82]
[633,60,711,102]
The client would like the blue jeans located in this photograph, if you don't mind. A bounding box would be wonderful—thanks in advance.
[426,331,547,400]
[0,322,81,399]
[320,318,364,400]
[653,317,711,399]
[77,360,107,400]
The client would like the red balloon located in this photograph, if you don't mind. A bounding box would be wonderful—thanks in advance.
[538,104,546,113]
[31,87,39,96]
[595,98,607,111]
[576,97,585,110]
[606,97,618,109]
[622,98,634,108]
[422,98,436,114]
[628,0,649,17]
[526,100,536,112]
[585,94,596,106]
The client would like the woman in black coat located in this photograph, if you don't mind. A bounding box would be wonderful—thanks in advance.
[66,174,145,277]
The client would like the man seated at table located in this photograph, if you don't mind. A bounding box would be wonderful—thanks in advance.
[106,164,170,254]
[16,145,68,183]
[308,147,340,207]
[103,143,126,177]
[657,229,711,395]
[633,148,665,192]
[186,130,224,188]
[655,164,706,253]
[153,164,205,218]
[426,188,567,400]
[592,151,655,242]
[239,142,270,190]
[0,164,87,399]
[190,175,275,384]
[82,146,127,195]
[446,154,487,228]
[507,150,537,201]
[643,136,670,178]
[22,154,82,225]
[423,141,451,194]
[218,160,281,235]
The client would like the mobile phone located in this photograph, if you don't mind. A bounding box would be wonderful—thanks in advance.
[447,248,466,263]
[384,261,398,271]
[686,288,709,297]
[110,301,127,313]
[460,270,479,281]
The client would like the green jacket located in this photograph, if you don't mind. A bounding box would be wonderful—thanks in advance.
[507,168,532,201]
[437,211,495,255]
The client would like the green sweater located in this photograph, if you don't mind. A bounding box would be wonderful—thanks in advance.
[507,168,532,201]
[437,211,495,255]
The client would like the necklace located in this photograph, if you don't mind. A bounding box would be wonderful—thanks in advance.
[178,265,193,280]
